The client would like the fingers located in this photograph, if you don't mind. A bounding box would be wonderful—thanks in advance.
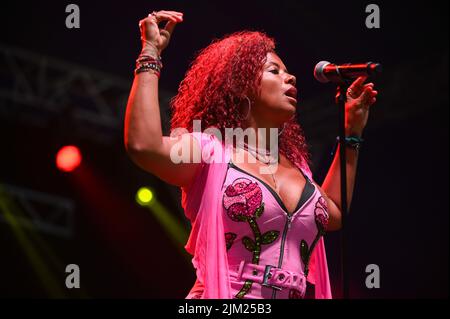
[353,75,368,86]
[139,10,183,43]
[164,20,178,35]
[157,11,183,37]
[359,85,378,107]
[359,86,372,103]
[152,11,183,23]
[138,10,183,54]
[347,76,367,98]
[140,11,183,28]
[159,10,183,19]
[151,12,176,23]
[365,85,378,98]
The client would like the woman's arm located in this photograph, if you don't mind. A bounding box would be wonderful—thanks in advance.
[124,10,202,187]
[320,146,359,231]
[320,76,378,231]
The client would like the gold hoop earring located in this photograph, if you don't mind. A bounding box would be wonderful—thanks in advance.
[243,96,252,120]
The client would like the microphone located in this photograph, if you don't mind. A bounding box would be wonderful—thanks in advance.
[314,61,382,83]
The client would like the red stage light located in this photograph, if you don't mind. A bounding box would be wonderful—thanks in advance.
[56,145,82,172]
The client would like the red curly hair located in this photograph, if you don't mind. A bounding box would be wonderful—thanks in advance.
[170,31,310,168]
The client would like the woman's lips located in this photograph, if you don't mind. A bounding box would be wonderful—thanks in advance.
[284,87,298,104]
[285,95,297,104]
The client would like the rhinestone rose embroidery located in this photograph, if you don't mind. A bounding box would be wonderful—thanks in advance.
[300,196,330,279]
[314,196,329,233]
[223,178,263,222]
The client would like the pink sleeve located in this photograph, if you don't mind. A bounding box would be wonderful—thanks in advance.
[180,132,219,221]
[180,132,232,298]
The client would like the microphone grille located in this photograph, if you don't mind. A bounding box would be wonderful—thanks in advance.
[314,61,331,83]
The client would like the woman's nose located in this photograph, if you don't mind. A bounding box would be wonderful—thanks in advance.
[285,74,296,86]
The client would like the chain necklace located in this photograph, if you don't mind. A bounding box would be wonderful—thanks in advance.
[240,142,280,192]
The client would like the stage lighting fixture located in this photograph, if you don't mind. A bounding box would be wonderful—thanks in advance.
[56,146,82,172]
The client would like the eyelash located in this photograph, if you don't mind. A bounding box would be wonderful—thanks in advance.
[269,69,279,74]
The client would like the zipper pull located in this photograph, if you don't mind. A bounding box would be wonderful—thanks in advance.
[287,214,292,229]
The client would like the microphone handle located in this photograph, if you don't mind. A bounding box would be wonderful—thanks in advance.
[326,62,382,82]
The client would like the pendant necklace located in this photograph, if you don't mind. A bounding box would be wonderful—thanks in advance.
[240,142,280,192]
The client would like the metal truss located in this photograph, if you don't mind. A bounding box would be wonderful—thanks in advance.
[0,183,75,238]
[0,45,174,144]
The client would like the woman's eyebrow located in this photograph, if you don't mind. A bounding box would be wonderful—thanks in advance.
[266,61,289,73]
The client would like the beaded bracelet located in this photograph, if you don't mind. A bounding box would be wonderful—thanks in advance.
[134,54,163,77]
[339,136,364,150]
[136,55,162,67]
[135,65,161,77]
[331,135,364,156]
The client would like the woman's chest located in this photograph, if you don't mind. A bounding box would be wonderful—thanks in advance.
[221,164,321,237]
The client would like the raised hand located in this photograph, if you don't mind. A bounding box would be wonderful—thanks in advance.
[138,10,183,56]
[345,76,378,136]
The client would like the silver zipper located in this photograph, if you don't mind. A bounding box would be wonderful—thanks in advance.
[271,214,292,299]
[278,214,292,268]
[271,191,316,299]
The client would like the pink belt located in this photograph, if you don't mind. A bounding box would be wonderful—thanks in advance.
[229,261,307,297]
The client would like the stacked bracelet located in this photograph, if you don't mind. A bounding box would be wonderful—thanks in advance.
[134,54,163,77]
[331,135,364,156]
[339,136,364,151]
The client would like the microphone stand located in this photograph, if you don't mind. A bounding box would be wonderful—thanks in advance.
[317,62,380,299]
[335,82,350,299]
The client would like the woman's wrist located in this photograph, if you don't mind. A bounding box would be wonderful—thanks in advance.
[141,46,160,59]
[141,40,161,58]
[135,43,163,77]
[331,135,364,157]
[345,128,363,138]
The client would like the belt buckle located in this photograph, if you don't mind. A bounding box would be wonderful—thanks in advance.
[261,265,282,291]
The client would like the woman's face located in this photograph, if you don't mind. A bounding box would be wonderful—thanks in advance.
[251,52,298,126]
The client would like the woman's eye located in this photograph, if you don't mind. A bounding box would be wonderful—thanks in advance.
[269,69,279,74]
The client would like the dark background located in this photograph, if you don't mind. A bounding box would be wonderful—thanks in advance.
[0,0,448,298]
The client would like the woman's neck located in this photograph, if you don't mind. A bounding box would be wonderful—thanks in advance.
[244,121,280,153]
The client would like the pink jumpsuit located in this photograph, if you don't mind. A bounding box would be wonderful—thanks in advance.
[183,132,331,299]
